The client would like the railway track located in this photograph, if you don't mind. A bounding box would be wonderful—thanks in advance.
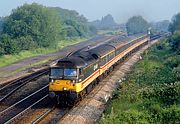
[31,108,69,124]
[31,107,56,124]
[0,69,49,103]
[0,85,49,123]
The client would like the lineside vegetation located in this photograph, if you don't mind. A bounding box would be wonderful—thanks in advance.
[101,39,180,124]
[101,36,180,123]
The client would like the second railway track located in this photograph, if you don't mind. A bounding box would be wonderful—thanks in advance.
[0,69,49,103]
[0,85,49,123]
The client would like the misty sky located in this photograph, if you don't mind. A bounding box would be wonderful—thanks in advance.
[1,0,180,23]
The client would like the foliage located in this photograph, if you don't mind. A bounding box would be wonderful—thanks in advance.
[2,3,61,48]
[168,13,180,33]
[0,3,94,56]
[0,37,86,67]
[169,30,180,54]
[101,38,180,124]
[126,16,149,35]
[90,14,119,30]
[0,34,20,55]
[50,7,95,38]
[150,20,170,34]
[14,36,37,50]
[0,17,4,32]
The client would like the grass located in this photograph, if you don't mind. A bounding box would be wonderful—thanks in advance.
[101,39,180,124]
[97,29,124,36]
[0,57,57,77]
[0,37,87,68]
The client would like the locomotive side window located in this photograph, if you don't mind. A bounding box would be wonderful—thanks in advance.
[100,56,106,66]
[79,69,82,75]
[108,52,115,61]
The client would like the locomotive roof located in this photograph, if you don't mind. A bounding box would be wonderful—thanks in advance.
[57,56,87,68]
[108,33,147,49]
[88,44,115,58]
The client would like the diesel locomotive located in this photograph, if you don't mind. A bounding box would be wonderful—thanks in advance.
[49,34,149,105]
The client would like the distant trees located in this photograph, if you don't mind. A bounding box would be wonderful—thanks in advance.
[2,3,61,49]
[90,14,119,30]
[169,31,180,54]
[0,17,4,32]
[150,20,170,33]
[126,16,149,35]
[0,3,96,56]
[168,13,180,54]
[50,7,95,38]
[168,13,180,33]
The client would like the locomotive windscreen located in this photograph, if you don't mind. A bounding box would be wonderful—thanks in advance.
[64,69,77,77]
[50,68,63,78]
[50,68,77,78]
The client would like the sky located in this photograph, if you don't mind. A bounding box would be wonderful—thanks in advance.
[0,0,180,23]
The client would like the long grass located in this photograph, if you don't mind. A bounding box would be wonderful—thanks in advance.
[0,38,87,67]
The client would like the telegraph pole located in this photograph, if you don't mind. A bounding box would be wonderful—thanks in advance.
[147,27,151,48]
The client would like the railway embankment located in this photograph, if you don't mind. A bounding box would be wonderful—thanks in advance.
[101,38,180,123]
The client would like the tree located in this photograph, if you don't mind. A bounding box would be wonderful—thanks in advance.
[126,16,149,35]
[169,30,180,54]
[150,20,170,33]
[2,3,61,48]
[168,13,180,33]
[0,34,19,54]
[0,17,4,32]
[50,7,93,38]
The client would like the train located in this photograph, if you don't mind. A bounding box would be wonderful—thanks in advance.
[48,33,149,106]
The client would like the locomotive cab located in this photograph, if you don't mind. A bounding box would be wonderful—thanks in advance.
[48,57,86,104]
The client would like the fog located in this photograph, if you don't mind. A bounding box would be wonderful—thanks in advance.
[1,0,180,23]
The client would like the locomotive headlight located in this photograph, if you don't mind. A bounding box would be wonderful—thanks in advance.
[72,80,75,83]
[51,79,54,82]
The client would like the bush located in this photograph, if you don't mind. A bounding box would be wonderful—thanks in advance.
[101,39,180,124]
[2,3,61,49]
[102,109,151,124]
[0,46,5,56]
[164,55,180,68]
[142,82,180,105]
[0,34,20,54]
[15,36,37,50]
[169,31,180,54]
